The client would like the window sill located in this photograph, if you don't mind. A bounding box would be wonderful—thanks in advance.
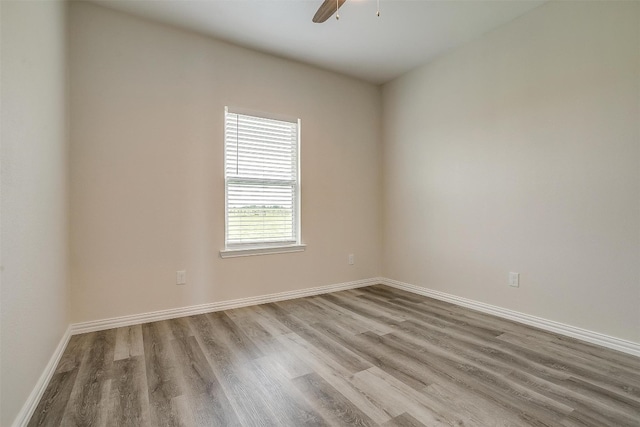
[219,244,306,259]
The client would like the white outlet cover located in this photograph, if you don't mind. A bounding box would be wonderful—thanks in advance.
[509,272,519,287]
[177,270,187,285]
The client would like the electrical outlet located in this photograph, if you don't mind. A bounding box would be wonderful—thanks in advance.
[509,272,519,287]
[348,254,355,265]
[177,270,187,285]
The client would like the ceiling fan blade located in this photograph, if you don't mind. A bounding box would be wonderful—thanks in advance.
[313,0,346,23]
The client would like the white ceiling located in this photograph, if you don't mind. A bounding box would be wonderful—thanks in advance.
[89,0,545,84]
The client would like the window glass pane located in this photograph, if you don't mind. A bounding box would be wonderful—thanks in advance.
[224,108,299,248]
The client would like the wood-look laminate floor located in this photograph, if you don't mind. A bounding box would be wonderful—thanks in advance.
[29,285,640,426]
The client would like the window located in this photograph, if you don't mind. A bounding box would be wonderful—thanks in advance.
[221,107,304,257]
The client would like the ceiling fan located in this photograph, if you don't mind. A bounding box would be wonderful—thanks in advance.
[312,0,380,23]
[312,0,346,23]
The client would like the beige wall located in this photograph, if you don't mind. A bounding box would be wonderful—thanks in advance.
[382,1,640,343]
[0,1,70,425]
[69,3,382,323]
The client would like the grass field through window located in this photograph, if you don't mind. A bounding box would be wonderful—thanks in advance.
[227,207,294,244]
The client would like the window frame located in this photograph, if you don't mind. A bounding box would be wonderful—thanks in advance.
[220,107,305,258]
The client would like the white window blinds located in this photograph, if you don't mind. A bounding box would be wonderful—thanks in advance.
[224,108,300,248]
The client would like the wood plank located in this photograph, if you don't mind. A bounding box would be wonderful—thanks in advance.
[225,310,313,379]
[282,297,370,335]
[358,293,503,339]
[351,367,450,425]
[28,369,78,427]
[422,380,534,426]
[382,412,426,427]
[505,369,640,427]
[318,295,403,334]
[276,332,393,424]
[205,311,262,361]
[55,333,90,374]
[364,285,430,304]
[189,313,279,426]
[498,332,640,389]
[311,322,433,392]
[170,335,240,426]
[259,302,372,374]
[59,329,115,426]
[310,295,400,335]
[165,317,194,341]
[377,330,574,426]
[107,355,151,427]
[250,356,329,426]
[292,372,378,427]
[114,325,144,361]
[142,321,186,427]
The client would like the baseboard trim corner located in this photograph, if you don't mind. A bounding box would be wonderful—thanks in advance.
[12,325,72,427]
[70,277,384,335]
[380,277,640,358]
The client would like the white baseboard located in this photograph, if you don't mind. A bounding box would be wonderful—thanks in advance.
[70,277,383,335]
[380,277,640,358]
[70,276,640,357]
[12,325,72,427]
